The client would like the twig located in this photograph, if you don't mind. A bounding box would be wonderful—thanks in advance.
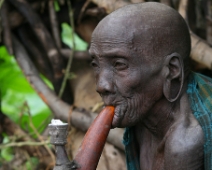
[35,114,53,134]
[24,151,33,169]
[0,1,13,54]
[25,102,55,163]
[160,0,171,6]
[91,102,104,112]
[178,0,212,70]
[49,0,61,48]
[12,35,72,120]
[130,0,144,3]
[61,49,90,60]
[8,0,64,80]
[85,7,106,19]
[206,0,212,45]
[0,0,4,7]
[8,0,75,104]
[17,25,54,81]
[0,140,49,149]
[178,0,188,20]
[0,0,5,42]
[91,0,130,14]
[58,0,75,98]
[77,0,91,24]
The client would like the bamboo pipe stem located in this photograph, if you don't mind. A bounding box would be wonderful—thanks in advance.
[73,106,115,170]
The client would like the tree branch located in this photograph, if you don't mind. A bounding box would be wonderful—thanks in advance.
[8,0,64,80]
[58,0,75,98]
[0,1,13,55]
[0,141,49,149]
[49,0,61,49]
[91,0,130,14]
[178,0,212,70]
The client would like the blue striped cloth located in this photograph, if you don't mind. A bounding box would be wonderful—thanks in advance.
[123,72,212,170]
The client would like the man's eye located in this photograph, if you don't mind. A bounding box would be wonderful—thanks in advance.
[114,62,127,70]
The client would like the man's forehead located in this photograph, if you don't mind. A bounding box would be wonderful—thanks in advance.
[90,7,176,47]
[89,39,130,58]
[89,2,188,60]
[91,19,133,44]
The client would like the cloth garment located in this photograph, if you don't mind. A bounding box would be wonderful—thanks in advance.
[123,72,212,170]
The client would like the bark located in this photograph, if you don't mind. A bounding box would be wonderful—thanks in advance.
[8,2,43,29]
[16,25,54,81]
[160,0,172,6]
[85,7,106,19]
[8,0,64,80]
[0,112,48,157]
[49,0,62,48]
[91,0,130,14]
[179,0,212,69]
[206,0,212,45]
[75,17,99,43]
[12,35,71,121]
[0,1,13,55]
[61,49,91,60]
[178,0,188,20]
[190,32,212,69]
[130,0,145,3]
[8,0,74,104]
[77,0,92,24]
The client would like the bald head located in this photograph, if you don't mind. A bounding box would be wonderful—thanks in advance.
[91,2,191,64]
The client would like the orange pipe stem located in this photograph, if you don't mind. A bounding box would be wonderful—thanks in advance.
[73,106,115,170]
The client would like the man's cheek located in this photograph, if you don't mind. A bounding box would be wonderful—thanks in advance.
[115,81,134,96]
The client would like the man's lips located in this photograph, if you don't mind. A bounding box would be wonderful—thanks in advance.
[111,105,125,128]
[100,97,125,127]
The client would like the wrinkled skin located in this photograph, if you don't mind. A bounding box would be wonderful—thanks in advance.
[89,2,204,170]
[90,33,164,128]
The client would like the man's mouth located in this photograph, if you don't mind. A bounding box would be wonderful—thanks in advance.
[111,104,126,128]
[101,97,126,128]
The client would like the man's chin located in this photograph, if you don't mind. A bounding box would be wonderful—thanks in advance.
[111,115,127,128]
[111,105,127,128]
[111,115,122,128]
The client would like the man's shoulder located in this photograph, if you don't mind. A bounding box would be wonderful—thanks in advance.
[166,117,204,155]
[165,116,204,158]
[164,117,204,169]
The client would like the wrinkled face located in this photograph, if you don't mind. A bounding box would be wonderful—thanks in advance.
[89,20,165,128]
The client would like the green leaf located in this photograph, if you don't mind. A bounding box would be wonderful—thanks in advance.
[0,46,52,133]
[54,0,60,12]
[0,135,14,162]
[61,22,88,51]
[1,147,13,161]
[25,157,39,170]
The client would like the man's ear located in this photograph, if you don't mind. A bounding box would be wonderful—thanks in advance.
[163,52,184,102]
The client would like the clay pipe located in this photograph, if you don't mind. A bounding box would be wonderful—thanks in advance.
[72,106,115,170]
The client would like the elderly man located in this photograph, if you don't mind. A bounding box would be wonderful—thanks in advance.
[89,2,212,170]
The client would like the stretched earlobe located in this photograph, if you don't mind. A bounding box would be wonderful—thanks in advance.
[163,53,184,102]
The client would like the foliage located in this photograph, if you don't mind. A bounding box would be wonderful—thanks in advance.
[61,22,88,51]
[0,21,88,167]
[0,2,88,167]
[0,135,13,162]
[0,46,52,133]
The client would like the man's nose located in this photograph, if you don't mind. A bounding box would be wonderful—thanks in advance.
[96,70,114,95]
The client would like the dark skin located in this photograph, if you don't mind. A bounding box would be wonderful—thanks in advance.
[89,2,204,170]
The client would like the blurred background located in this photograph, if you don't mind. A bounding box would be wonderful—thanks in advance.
[0,0,211,169]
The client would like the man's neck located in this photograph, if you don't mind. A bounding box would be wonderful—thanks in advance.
[137,92,189,139]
